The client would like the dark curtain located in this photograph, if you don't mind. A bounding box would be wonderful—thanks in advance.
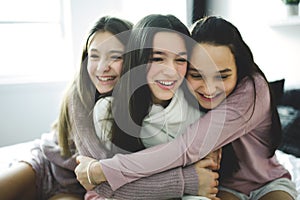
[192,0,207,23]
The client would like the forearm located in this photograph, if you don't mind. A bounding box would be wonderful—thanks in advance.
[99,107,237,191]
[91,165,198,199]
[100,77,263,190]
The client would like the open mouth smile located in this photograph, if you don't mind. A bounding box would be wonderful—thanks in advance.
[97,76,116,82]
[198,92,222,102]
[155,80,177,90]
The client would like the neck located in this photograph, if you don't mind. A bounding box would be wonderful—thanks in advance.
[152,96,171,108]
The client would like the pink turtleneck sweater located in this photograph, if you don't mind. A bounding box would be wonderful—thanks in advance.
[100,74,291,195]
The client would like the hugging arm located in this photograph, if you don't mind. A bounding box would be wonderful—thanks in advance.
[99,76,270,190]
[91,165,198,200]
[83,155,219,200]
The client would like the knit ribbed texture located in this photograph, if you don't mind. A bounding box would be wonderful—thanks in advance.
[93,167,185,200]
[182,165,199,195]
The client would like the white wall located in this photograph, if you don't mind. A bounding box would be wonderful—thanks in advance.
[69,0,188,66]
[206,0,300,89]
[0,0,188,147]
[0,82,66,146]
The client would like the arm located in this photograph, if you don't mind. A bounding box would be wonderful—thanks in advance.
[91,165,198,200]
[73,95,219,198]
[100,75,271,190]
[94,161,219,200]
[76,156,219,200]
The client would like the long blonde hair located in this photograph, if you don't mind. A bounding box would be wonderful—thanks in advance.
[54,16,132,157]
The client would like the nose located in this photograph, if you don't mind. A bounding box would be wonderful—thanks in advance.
[201,79,217,95]
[97,59,110,73]
[162,60,177,76]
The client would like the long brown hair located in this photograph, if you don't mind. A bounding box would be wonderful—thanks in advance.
[191,16,282,178]
[110,14,192,153]
[55,16,132,157]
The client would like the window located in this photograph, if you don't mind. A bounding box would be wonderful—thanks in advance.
[0,0,73,84]
[0,0,188,85]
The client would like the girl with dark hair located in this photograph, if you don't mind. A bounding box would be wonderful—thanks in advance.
[188,16,297,200]
[78,16,297,200]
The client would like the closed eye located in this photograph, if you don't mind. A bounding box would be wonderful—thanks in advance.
[89,54,99,59]
[215,74,231,80]
[149,57,163,62]
[188,72,203,79]
[111,55,123,61]
[176,58,187,63]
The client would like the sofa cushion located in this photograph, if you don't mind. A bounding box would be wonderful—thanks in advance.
[280,89,300,110]
[277,105,300,157]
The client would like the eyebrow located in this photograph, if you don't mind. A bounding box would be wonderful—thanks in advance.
[90,48,124,54]
[153,50,187,56]
[90,48,99,52]
[188,67,232,73]
[219,68,232,73]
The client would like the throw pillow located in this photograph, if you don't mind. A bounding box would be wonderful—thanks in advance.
[277,106,300,157]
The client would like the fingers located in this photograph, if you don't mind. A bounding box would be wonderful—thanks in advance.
[210,196,221,200]
[208,187,219,200]
[216,148,222,170]
[76,155,90,164]
[213,171,219,180]
[195,158,217,169]
[84,184,96,191]
[210,186,218,194]
[76,155,82,164]
[214,179,219,187]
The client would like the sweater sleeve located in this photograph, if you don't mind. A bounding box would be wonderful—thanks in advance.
[88,165,198,200]
[100,75,272,190]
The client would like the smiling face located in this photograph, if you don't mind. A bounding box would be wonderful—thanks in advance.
[146,31,188,105]
[87,31,125,94]
[187,43,238,109]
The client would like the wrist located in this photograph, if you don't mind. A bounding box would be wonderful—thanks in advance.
[183,165,199,195]
[91,161,107,184]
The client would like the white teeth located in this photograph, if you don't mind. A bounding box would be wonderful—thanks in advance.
[203,94,216,99]
[98,76,115,81]
[157,80,174,86]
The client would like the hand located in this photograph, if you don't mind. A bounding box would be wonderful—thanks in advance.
[194,159,220,200]
[75,156,106,191]
[204,148,222,171]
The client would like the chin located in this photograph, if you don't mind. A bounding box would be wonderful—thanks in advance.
[199,102,217,110]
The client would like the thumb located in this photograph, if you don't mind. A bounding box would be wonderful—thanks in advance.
[76,155,83,164]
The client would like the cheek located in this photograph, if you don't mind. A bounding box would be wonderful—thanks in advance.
[186,78,198,90]
[146,68,153,85]
[146,64,158,80]
[112,61,123,75]
[87,62,94,78]
[187,75,202,90]
[224,80,237,97]
[179,64,187,77]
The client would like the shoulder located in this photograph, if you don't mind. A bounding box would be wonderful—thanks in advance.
[225,73,270,112]
[234,73,269,97]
